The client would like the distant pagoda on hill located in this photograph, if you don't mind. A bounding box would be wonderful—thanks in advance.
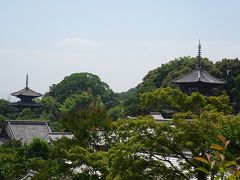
[11,74,43,108]
[172,41,226,95]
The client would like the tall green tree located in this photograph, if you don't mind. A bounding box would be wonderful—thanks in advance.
[27,138,50,160]
[46,73,117,109]
[60,91,93,113]
[140,87,232,115]
[63,107,111,148]
[0,140,25,179]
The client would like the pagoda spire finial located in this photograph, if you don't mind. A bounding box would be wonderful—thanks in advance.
[197,40,201,70]
[26,73,29,88]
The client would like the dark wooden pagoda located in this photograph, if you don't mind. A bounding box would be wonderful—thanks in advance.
[173,41,226,95]
[11,74,43,108]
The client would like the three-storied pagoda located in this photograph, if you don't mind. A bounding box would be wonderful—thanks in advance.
[11,74,43,108]
[173,41,226,95]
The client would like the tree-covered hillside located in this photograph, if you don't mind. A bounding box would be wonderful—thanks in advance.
[0,57,240,179]
[45,72,119,109]
[138,56,218,92]
[122,57,240,116]
[0,72,120,130]
[1,57,240,123]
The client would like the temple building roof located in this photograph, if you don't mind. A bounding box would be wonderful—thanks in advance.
[11,74,42,98]
[45,132,74,141]
[173,41,226,86]
[172,69,225,84]
[0,120,51,144]
[0,120,73,144]
[10,74,43,108]
[11,87,42,98]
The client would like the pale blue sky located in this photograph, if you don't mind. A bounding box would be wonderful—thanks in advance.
[0,0,240,100]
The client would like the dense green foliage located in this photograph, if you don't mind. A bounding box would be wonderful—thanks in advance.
[1,110,239,179]
[0,56,240,179]
[0,99,18,124]
[0,141,25,179]
[0,139,53,180]
[0,94,240,179]
[63,107,111,148]
[27,138,50,160]
[122,57,240,116]
[194,135,240,179]
[138,57,209,90]
[2,57,239,122]
[141,87,232,115]
[46,72,117,109]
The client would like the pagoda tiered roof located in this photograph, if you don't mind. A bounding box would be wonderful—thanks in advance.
[172,69,225,84]
[10,74,43,108]
[172,41,226,95]
[10,101,43,108]
[11,87,42,98]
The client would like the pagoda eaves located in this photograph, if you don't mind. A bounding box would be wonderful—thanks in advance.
[10,74,43,108]
[172,41,226,95]
[11,87,42,98]
[172,69,225,85]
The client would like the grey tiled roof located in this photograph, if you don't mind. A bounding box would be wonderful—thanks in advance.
[11,87,42,97]
[173,69,225,84]
[4,120,51,143]
[0,120,74,144]
[45,132,74,141]
[150,112,164,120]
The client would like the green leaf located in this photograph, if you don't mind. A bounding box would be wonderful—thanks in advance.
[218,135,227,144]
[210,144,224,151]
[195,167,209,174]
[220,154,225,161]
[194,157,209,165]
[219,166,224,174]
[225,161,236,167]
[228,175,236,180]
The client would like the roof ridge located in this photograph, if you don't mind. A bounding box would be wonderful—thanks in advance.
[7,121,16,139]
[7,120,48,125]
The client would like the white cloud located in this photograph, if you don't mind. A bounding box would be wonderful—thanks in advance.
[57,38,98,49]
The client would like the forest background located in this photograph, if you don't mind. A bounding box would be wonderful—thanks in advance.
[0,57,240,179]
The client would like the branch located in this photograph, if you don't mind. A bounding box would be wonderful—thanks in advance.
[153,155,190,180]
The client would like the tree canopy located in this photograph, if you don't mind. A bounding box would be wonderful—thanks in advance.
[46,72,117,109]
[1,56,240,179]
[121,57,240,116]
[141,87,232,115]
